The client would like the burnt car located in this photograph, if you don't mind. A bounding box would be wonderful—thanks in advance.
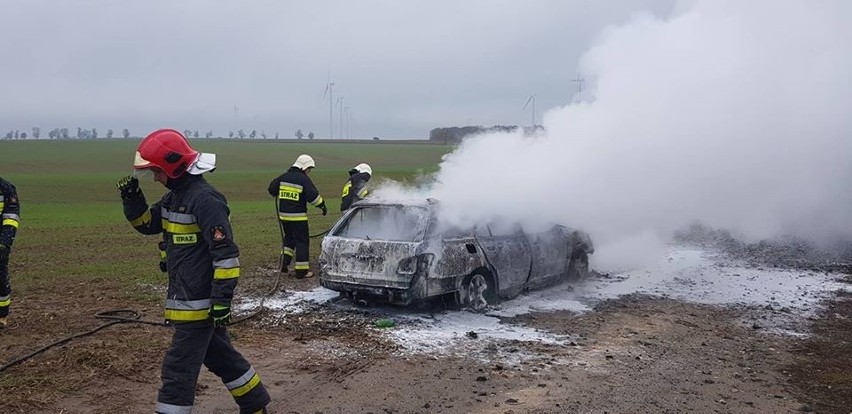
[318,199,593,310]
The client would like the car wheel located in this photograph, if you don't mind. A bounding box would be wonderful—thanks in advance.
[566,250,589,281]
[463,272,496,312]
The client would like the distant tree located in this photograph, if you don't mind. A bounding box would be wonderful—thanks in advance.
[48,129,57,139]
[274,132,279,139]
[193,130,199,139]
[249,130,257,139]
[4,131,12,139]
[260,131,267,139]
[122,128,130,139]
[183,129,192,138]
[308,131,315,139]
[205,131,213,138]
[14,130,19,139]
[372,136,380,140]
[236,129,245,139]
[32,127,40,139]
[106,129,114,138]
[92,128,98,139]
[228,131,234,138]
[20,132,27,139]
[60,128,70,139]
[295,129,303,139]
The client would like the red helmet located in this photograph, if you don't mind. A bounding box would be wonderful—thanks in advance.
[133,129,199,179]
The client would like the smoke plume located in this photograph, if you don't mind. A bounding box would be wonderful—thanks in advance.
[375,0,852,270]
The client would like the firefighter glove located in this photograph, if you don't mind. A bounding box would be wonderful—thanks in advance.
[116,176,141,200]
[210,304,231,327]
[320,204,328,216]
[158,241,167,273]
[0,245,8,261]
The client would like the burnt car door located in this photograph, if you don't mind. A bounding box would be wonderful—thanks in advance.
[474,223,532,299]
[526,225,570,289]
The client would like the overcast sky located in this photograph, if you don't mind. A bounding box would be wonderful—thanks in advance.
[0,0,675,139]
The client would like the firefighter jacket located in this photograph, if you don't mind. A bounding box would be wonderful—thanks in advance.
[267,167,326,221]
[340,172,370,212]
[0,177,20,247]
[122,175,240,324]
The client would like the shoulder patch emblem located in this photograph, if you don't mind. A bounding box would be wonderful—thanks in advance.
[212,225,227,242]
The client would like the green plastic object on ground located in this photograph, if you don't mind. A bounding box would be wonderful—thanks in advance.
[374,318,396,328]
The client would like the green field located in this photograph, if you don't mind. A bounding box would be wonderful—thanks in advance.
[0,139,452,299]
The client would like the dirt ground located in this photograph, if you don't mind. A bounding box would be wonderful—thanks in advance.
[1,266,851,413]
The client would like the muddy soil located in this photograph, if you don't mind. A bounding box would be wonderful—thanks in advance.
[1,268,851,413]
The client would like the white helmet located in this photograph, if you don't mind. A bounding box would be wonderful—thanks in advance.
[353,163,372,176]
[293,154,316,170]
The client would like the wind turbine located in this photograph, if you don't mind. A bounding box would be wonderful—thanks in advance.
[572,73,585,102]
[522,94,536,127]
[336,96,345,139]
[323,79,335,138]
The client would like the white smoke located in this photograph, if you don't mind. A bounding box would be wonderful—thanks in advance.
[375,0,852,271]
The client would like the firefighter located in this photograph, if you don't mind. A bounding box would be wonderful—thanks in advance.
[340,163,372,212]
[267,154,327,278]
[116,129,270,414]
[0,176,20,329]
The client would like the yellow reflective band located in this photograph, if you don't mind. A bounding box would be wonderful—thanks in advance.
[161,220,201,234]
[0,299,10,307]
[279,215,308,222]
[230,374,261,397]
[2,219,18,229]
[214,267,240,280]
[342,182,351,197]
[129,210,151,227]
[310,196,324,206]
[172,234,198,244]
[358,188,369,198]
[294,264,310,270]
[164,308,210,321]
[282,248,295,257]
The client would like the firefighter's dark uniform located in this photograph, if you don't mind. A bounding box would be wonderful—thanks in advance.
[0,177,20,322]
[340,171,370,212]
[268,167,326,277]
[122,174,269,414]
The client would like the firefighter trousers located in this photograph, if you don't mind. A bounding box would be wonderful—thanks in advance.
[280,220,310,277]
[155,322,270,414]
[0,249,10,318]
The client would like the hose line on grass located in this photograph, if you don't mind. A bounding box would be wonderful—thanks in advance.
[0,271,285,374]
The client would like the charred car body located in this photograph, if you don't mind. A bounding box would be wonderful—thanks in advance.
[319,199,594,310]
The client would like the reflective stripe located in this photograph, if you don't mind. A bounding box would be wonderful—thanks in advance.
[225,366,257,390]
[0,294,10,307]
[2,213,20,220]
[282,247,295,257]
[229,373,262,397]
[155,402,193,414]
[278,213,308,221]
[2,219,18,228]
[129,210,151,227]
[357,188,369,198]
[279,182,303,190]
[213,258,240,268]
[164,308,209,321]
[161,209,197,224]
[294,261,309,270]
[166,298,211,310]
[162,220,201,234]
[342,182,351,197]
[309,195,323,206]
[214,268,240,280]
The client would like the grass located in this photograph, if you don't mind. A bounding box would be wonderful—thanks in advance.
[0,139,453,298]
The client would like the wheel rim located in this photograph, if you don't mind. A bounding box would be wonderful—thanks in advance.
[467,274,489,311]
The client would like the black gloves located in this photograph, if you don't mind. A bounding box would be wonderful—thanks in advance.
[320,203,328,216]
[158,241,167,273]
[210,304,231,327]
[0,245,8,262]
[116,176,141,200]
